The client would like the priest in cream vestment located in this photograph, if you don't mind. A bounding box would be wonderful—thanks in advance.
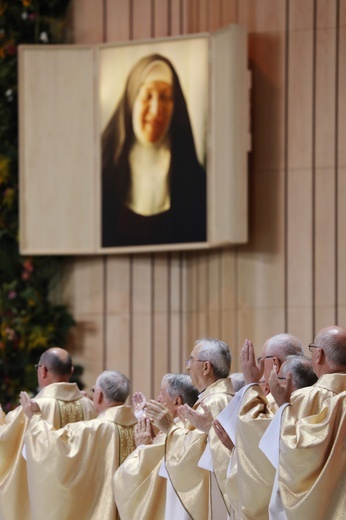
[267,325,346,520]
[20,370,137,520]
[146,338,235,520]
[113,373,199,520]
[0,348,96,520]
[225,334,314,520]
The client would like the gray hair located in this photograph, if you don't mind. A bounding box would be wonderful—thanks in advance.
[162,373,199,407]
[315,327,346,366]
[96,371,130,403]
[229,372,246,392]
[265,334,304,361]
[280,355,317,389]
[195,338,231,378]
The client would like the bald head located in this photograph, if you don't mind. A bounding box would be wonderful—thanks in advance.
[38,348,73,387]
[263,334,303,360]
[261,333,303,387]
[312,326,346,376]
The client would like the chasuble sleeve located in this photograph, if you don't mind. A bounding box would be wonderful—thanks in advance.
[234,385,277,520]
[113,439,166,520]
[24,414,126,520]
[164,379,234,520]
[165,425,209,520]
[278,392,346,520]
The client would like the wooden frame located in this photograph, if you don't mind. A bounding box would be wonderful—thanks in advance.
[19,24,250,255]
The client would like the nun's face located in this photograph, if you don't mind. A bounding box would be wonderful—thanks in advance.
[132,80,174,144]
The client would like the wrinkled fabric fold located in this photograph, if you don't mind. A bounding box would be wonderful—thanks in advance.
[165,378,234,519]
[0,382,96,520]
[278,376,346,520]
[24,405,136,520]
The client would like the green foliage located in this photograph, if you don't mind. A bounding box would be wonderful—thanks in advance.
[0,0,81,411]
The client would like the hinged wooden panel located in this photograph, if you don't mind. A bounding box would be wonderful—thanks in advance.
[19,45,96,254]
[209,25,249,244]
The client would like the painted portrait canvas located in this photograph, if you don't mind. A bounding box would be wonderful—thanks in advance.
[99,36,209,249]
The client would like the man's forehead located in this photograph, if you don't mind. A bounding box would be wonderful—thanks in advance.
[191,343,201,356]
[261,341,269,355]
[160,381,169,391]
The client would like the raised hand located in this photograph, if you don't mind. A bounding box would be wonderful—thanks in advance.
[144,400,174,434]
[240,338,264,384]
[269,365,293,406]
[132,391,147,418]
[134,416,155,446]
[19,391,41,419]
[212,419,234,451]
[178,401,213,433]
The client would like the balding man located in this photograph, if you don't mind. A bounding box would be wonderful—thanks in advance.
[257,333,304,394]
[0,347,96,520]
[218,334,305,519]
[21,370,137,520]
[145,338,235,519]
[267,326,346,520]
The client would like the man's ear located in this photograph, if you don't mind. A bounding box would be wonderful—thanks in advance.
[41,365,49,380]
[96,389,104,405]
[273,357,281,371]
[175,396,183,407]
[316,348,324,364]
[70,366,75,376]
[203,360,212,375]
[172,395,183,414]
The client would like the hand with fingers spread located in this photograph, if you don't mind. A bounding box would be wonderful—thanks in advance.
[269,365,293,406]
[133,391,149,420]
[132,392,147,411]
[19,391,41,419]
[240,338,264,384]
[134,416,155,446]
[178,401,213,433]
[212,419,234,451]
[144,400,175,434]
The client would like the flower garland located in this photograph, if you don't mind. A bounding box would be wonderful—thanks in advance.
[0,0,82,410]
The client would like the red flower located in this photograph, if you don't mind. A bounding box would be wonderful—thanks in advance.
[23,259,34,272]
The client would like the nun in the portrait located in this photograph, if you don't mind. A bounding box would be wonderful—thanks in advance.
[101,53,206,247]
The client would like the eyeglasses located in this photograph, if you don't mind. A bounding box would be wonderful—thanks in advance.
[34,364,43,370]
[308,343,322,352]
[185,357,206,368]
[257,355,275,363]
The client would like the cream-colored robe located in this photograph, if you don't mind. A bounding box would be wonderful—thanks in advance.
[230,386,277,520]
[278,374,346,520]
[0,382,96,520]
[113,431,167,520]
[165,378,235,519]
[24,404,137,520]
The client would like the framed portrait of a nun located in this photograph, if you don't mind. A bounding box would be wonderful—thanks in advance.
[19,25,249,255]
[99,37,208,250]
